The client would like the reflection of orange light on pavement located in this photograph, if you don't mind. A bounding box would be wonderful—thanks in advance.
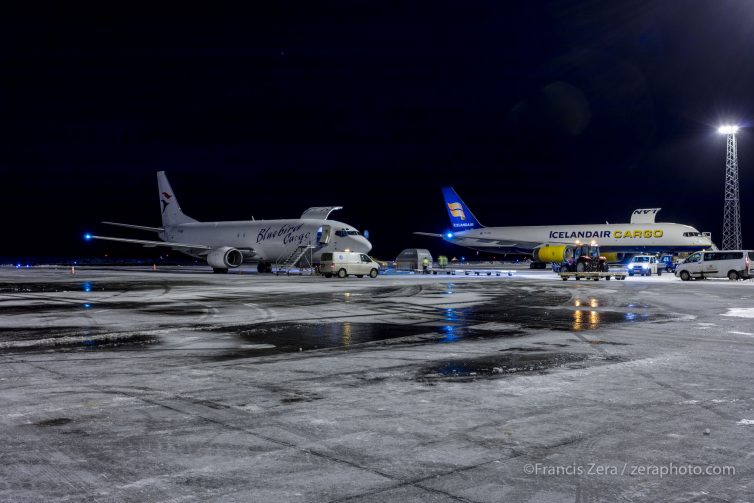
[342,322,352,347]
[573,309,583,330]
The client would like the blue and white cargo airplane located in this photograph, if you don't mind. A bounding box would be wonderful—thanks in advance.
[85,172,371,273]
[416,187,714,264]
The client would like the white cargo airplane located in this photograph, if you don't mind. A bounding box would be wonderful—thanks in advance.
[85,171,372,273]
[416,187,714,265]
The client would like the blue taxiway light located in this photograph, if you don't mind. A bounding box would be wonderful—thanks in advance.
[446,232,453,239]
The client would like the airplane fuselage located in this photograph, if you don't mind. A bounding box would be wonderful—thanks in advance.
[161,218,371,263]
[447,222,713,254]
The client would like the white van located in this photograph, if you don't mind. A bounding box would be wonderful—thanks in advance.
[320,252,380,278]
[675,250,753,281]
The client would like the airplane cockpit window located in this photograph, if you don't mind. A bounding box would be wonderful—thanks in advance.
[335,229,360,237]
[683,232,701,237]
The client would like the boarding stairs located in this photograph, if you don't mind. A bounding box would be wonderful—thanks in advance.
[275,245,316,276]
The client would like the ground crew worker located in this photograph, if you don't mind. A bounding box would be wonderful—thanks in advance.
[422,256,430,274]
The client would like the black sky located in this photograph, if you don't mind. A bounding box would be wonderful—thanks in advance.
[2,1,754,260]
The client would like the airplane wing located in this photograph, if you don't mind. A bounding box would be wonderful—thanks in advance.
[87,234,212,250]
[87,234,257,258]
[414,232,517,245]
[102,221,165,232]
[413,232,444,238]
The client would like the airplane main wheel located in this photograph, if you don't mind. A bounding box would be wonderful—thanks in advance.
[680,271,690,281]
[369,268,378,278]
[337,268,347,278]
[212,268,228,274]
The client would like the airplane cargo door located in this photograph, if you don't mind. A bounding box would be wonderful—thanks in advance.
[318,226,331,244]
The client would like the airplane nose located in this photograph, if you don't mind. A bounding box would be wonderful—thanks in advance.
[353,236,372,253]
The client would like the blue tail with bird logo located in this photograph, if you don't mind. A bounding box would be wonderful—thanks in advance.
[441,187,483,231]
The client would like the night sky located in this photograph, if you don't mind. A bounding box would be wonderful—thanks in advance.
[3,2,754,261]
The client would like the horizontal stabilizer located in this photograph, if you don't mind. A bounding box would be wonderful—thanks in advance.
[301,206,343,220]
[102,221,164,232]
[630,208,661,224]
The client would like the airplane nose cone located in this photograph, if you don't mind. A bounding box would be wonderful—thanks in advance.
[353,236,372,253]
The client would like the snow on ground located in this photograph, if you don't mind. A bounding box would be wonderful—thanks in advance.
[722,307,754,318]
[1,266,754,501]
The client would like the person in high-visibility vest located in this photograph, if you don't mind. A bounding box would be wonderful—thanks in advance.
[422,256,430,274]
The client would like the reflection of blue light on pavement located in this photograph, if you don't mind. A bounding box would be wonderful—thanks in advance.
[441,325,458,342]
[625,312,636,321]
[82,282,92,292]
[83,303,92,309]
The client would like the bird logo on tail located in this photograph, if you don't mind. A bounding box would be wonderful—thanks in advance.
[161,192,172,213]
[447,202,466,221]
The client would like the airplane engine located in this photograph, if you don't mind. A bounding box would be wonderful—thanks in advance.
[532,244,574,263]
[206,247,243,269]
[601,252,628,263]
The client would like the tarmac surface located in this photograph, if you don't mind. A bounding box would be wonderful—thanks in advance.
[2,265,754,502]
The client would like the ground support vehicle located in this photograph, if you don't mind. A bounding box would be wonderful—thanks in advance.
[559,271,626,281]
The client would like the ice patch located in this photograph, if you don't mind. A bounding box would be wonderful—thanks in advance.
[470,322,521,331]
[729,331,754,336]
[722,308,754,318]
[736,419,754,425]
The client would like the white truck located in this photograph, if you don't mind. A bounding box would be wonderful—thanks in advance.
[675,250,753,281]
[626,255,662,276]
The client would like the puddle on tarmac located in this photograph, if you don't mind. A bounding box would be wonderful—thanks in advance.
[33,417,73,427]
[0,282,659,356]
[210,322,438,357]
[0,281,197,294]
[418,352,626,382]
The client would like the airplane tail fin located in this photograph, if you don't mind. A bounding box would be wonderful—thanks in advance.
[442,187,483,230]
[157,171,197,226]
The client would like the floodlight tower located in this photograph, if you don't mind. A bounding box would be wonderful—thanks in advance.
[719,125,741,250]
